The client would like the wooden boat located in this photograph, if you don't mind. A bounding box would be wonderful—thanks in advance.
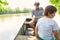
[14,18,38,40]
[14,18,60,40]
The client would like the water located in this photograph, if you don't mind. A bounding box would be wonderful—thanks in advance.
[0,14,26,40]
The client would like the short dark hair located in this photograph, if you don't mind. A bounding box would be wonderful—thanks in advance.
[44,5,57,16]
[34,2,40,6]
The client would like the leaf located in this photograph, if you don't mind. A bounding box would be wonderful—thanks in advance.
[2,2,8,5]
[49,0,60,14]
[0,0,8,11]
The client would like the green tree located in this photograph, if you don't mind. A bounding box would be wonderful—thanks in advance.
[15,7,21,13]
[6,7,13,13]
[0,0,8,10]
[0,0,8,14]
[22,8,31,13]
[49,0,60,14]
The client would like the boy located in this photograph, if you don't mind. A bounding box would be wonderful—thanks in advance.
[35,5,59,40]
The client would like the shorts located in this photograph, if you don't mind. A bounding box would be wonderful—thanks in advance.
[37,35,55,40]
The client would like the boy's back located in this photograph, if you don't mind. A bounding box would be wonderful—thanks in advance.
[36,17,59,40]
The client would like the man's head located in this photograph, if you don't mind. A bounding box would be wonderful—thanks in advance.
[34,2,40,9]
[44,5,57,18]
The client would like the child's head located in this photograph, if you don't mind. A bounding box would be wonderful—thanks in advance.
[44,5,57,18]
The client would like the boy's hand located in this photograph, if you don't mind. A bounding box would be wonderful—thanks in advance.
[59,37,60,40]
[35,27,38,37]
[53,30,59,40]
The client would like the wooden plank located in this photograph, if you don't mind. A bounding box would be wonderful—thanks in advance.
[13,16,26,40]
[15,35,38,40]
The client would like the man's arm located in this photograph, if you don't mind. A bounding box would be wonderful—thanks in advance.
[32,13,33,17]
[35,26,38,36]
[53,30,59,40]
[32,10,34,17]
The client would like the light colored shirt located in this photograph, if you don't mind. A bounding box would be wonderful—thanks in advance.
[36,17,59,40]
[32,7,43,19]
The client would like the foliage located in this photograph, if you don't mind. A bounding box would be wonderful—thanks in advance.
[49,0,60,14]
[0,0,31,14]
[0,0,8,10]
[0,7,31,14]
[0,0,8,14]
[15,7,22,13]
[22,8,31,13]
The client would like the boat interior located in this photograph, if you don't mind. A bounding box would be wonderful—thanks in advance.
[14,18,60,40]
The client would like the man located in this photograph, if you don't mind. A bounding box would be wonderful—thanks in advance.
[28,2,44,36]
[29,2,44,29]
[32,2,43,19]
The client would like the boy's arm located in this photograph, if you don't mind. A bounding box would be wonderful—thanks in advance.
[53,30,59,40]
[35,26,38,36]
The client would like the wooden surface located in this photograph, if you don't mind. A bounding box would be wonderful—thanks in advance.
[15,35,38,40]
